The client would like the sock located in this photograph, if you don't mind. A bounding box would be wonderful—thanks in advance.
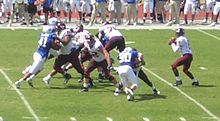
[175,76,181,81]
[192,78,198,82]
[27,74,35,81]
[83,83,88,88]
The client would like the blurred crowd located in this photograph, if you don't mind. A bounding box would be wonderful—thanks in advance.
[0,0,219,27]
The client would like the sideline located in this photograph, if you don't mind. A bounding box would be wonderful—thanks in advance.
[0,69,40,121]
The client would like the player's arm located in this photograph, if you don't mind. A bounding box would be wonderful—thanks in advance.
[168,37,180,52]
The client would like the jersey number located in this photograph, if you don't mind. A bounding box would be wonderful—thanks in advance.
[119,52,132,63]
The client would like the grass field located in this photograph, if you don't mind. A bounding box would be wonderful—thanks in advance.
[0,28,219,121]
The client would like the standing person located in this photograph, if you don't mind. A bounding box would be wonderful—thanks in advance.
[168,28,199,86]
[42,0,54,25]
[108,0,122,25]
[200,0,214,24]
[141,0,154,24]
[88,0,107,26]
[165,0,181,26]
[15,29,61,89]
[27,0,37,25]
[208,0,220,26]
[124,0,138,25]
[180,0,200,25]
[8,0,29,27]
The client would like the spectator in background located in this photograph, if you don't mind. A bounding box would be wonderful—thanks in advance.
[200,0,214,24]
[53,0,63,21]
[43,0,54,25]
[165,0,181,26]
[88,0,107,26]
[124,0,138,25]
[108,0,122,25]
[208,0,220,26]
[28,0,37,26]
[180,0,200,25]
[2,0,13,23]
[156,0,167,23]
[8,0,29,27]
[140,0,154,24]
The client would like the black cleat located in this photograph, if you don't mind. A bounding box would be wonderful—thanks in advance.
[88,78,95,87]
[98,73,104,83]
[192,81,199,86]
[81,87,88,92]
[173,80,183,86]
[64,73,72,84]
[27,80,34,88]
[153,88,160,95]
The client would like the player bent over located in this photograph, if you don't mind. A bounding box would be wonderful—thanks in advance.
[117,47,141,101]
[81,35,122,95]
[15,30,61,89]
[168,28,199,86]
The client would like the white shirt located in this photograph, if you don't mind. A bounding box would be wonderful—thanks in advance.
[171,36,192,55]
[99,24,122,39]
[58,29,73,55]
[87,40,106,62]
[74,30,91,46]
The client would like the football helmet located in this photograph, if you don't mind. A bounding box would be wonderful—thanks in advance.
[74,24,84,33]
[176,28,184,37]
[56,22,66,32]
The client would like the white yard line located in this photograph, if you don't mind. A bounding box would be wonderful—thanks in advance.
[0,69,40,121]
[142,67,220,121]
[197,30,220,41]
[179,117,187,121]
[70,117,77,121]
[143,117,150,121]
[106,117,113,121]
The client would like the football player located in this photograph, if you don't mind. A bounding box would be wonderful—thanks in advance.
[43,22,85,86]
[117,47,140,101]
[168,28,199,86]
[80,35,122,95]
[15,28,61,89]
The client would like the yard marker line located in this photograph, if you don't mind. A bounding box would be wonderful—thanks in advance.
[70,117,77,121]
[106,117,113,121]
[0,69,41,121]
[23,116,48,120]
[141,67,220,121]
[143,117,150,121]
[179,117,186,121]
[197,29,220,41]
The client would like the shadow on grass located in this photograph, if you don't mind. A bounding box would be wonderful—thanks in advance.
[197,85,217,87]
[135,93,167,102]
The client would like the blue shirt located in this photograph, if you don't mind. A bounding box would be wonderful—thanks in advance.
[37,32,57,58]
[44,0,53,8]
[118,48,138,68]
[28,0,35,4]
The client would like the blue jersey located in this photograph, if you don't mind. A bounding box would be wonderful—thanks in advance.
[37,32,57,58]
[118,48,138,68]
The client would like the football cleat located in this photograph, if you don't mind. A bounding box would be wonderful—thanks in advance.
[43,76,51,87]
[27,80,34,88]
[81,87,88,92]
[173,80,183,86]
[153,88,160,95]
[15,81,20,89]
[192,81,199,86]
[114,88,121,96]
[98,73,104,83]
[63,73,72,84]
[127,94,134,101]
[88,78,95,87]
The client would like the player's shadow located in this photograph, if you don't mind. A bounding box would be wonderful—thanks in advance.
[197,84,216,88]
[135,93,167,102]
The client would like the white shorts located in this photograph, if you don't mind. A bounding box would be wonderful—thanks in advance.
[2,0,13,12]
[143,1,153,13]
[79,0,91,13]
[117,65,138,88]
[213,2,220,15]
[184,2,197,14]
[54,0,63,11]
[205,1,214,12]
[28,52,45,74]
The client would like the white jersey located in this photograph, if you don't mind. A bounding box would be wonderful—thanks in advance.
[87,40,106,62]
[58,29,73,55]
[171,36,192,55]
[98,24,122,39]
[74,30,91,46]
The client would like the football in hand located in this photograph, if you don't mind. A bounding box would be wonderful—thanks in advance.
[168,37,176,45]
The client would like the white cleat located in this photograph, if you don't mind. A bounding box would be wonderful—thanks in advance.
[201,19,207,24]
[114,88,121,96]
[15,81,20,89]
[43,76,51,87]
[208,22,216,27]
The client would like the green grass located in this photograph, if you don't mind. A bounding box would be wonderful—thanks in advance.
[0,29,219,121]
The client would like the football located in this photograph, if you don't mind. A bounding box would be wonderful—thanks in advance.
[168,37,176,45]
